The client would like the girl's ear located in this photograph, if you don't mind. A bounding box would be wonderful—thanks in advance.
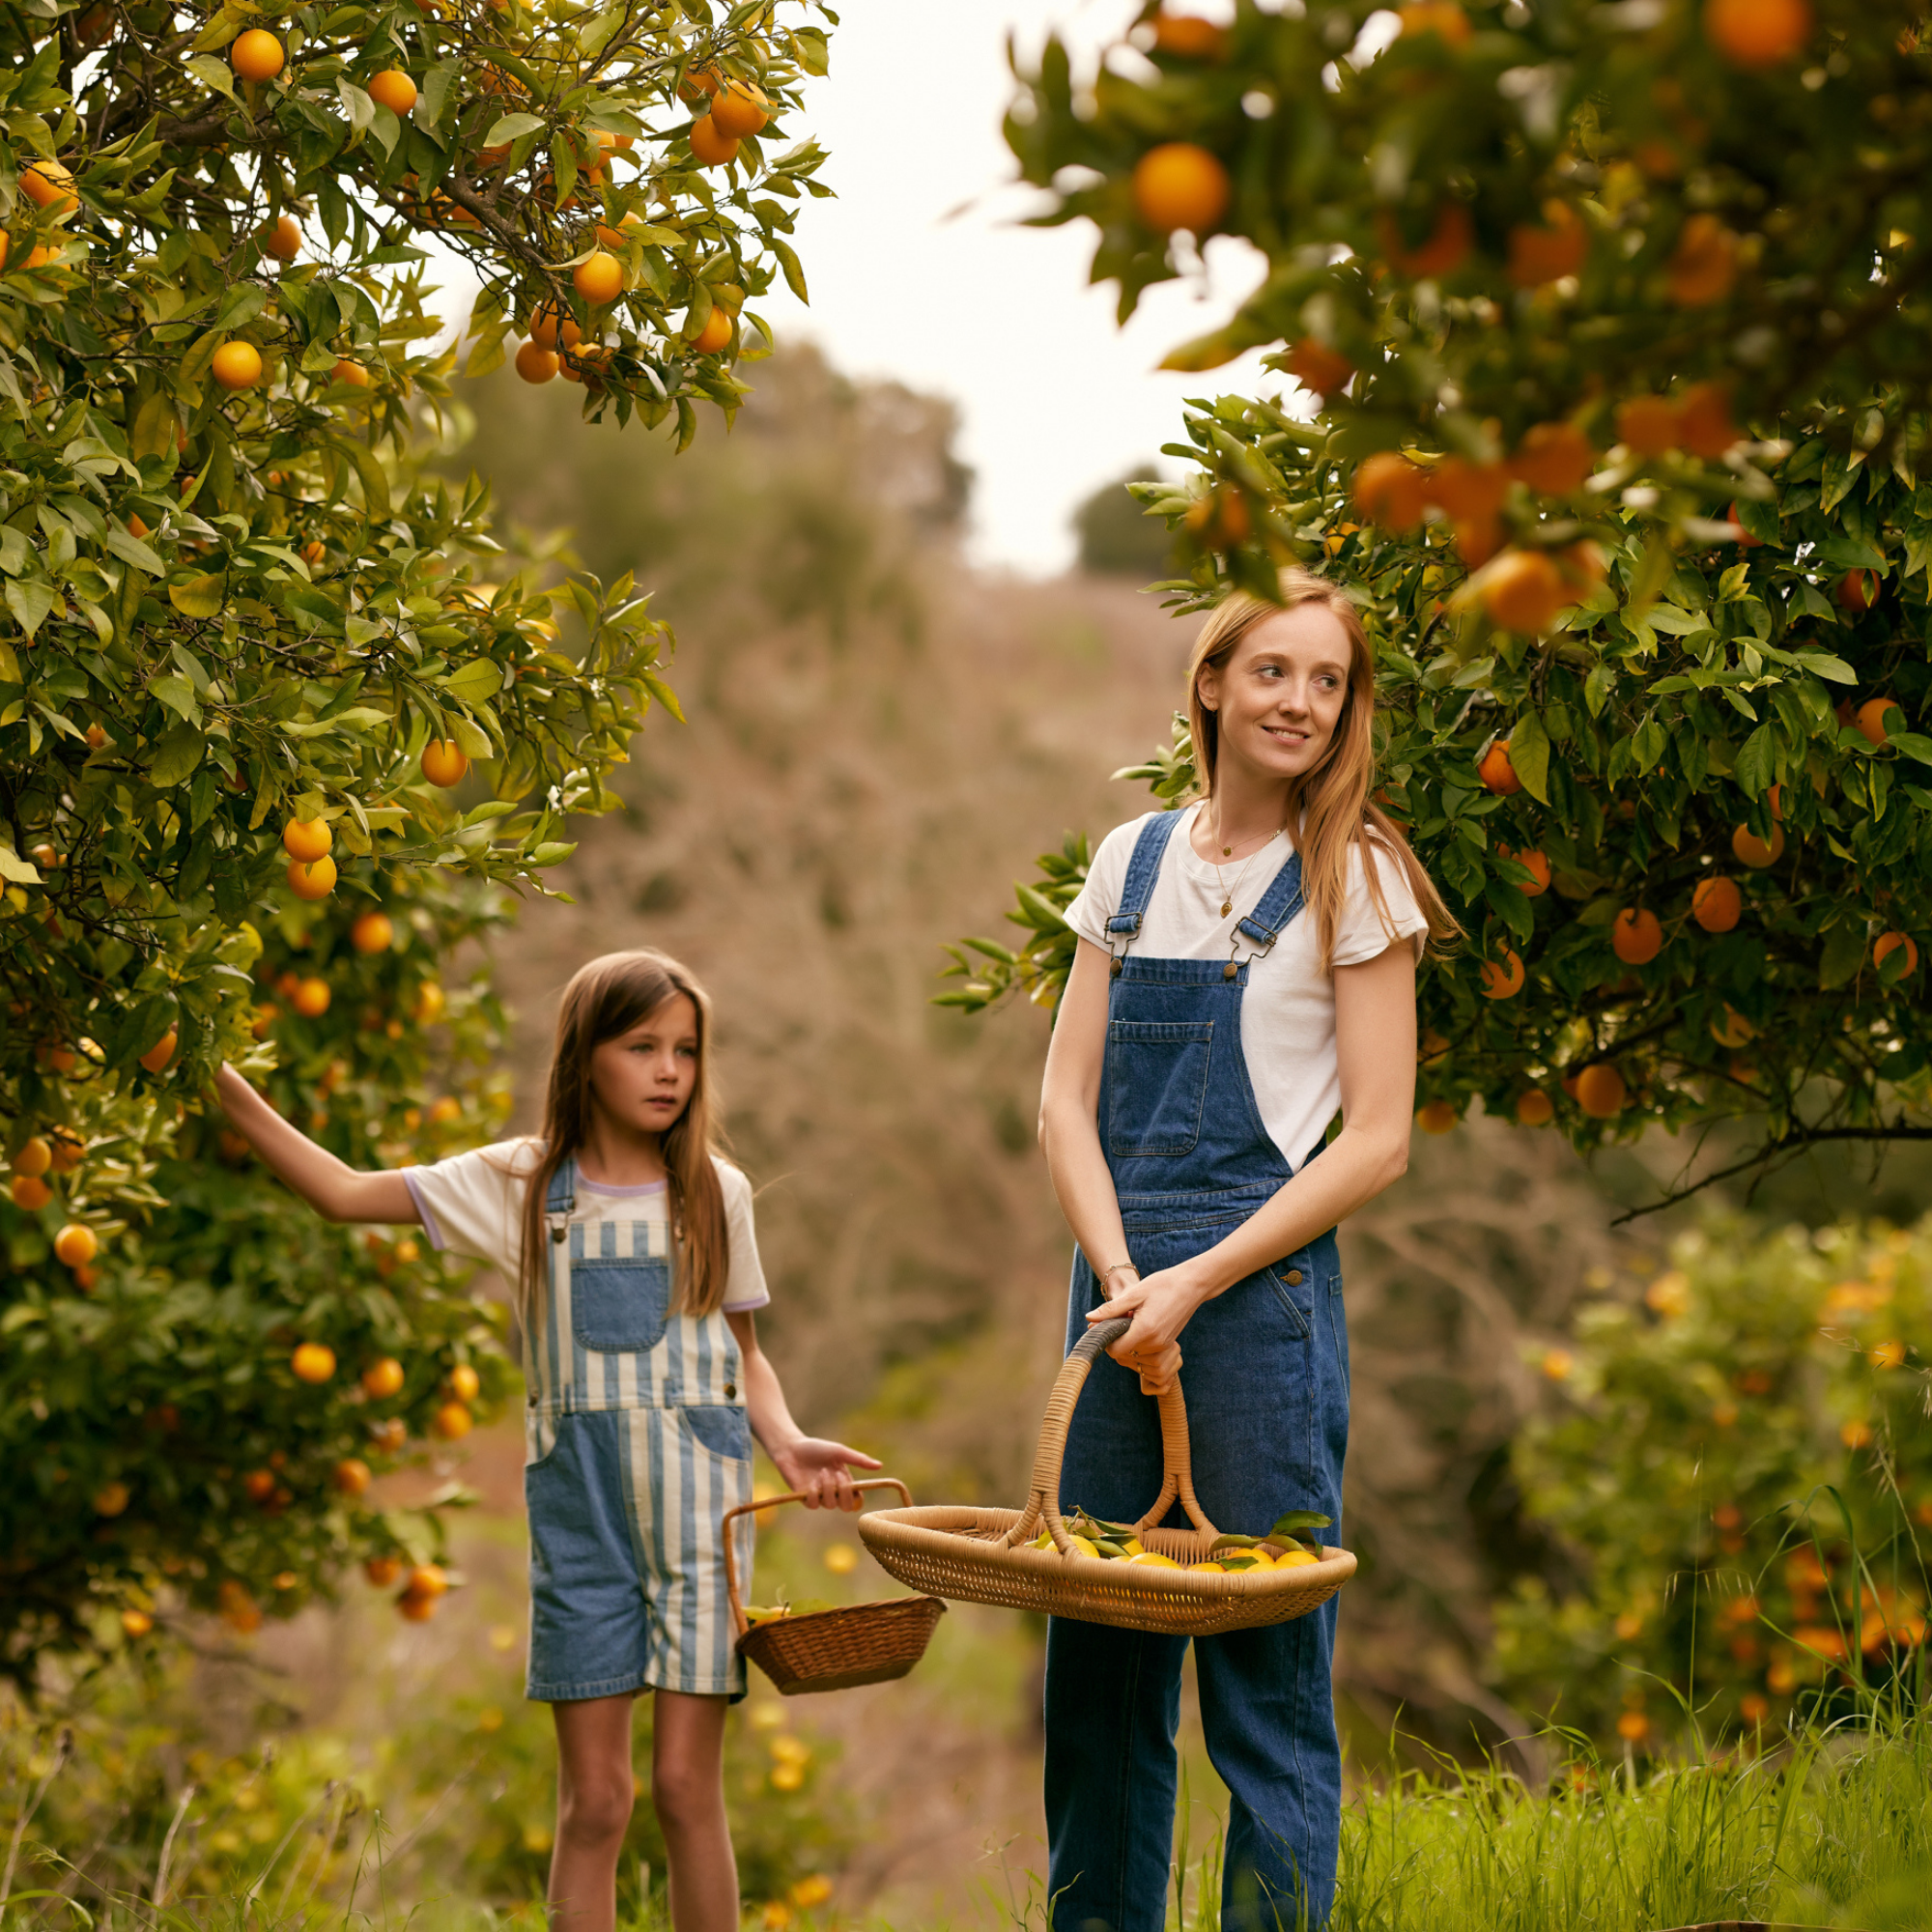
[1195,669,1221,714]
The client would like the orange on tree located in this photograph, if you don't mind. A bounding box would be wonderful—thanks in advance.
[291,1341,337,1383]
[1667,214,1740,305]
[420,740,469,786]
[351,911,394,954]
[677,61,722,101]
[139,1029,178,1074]
[688,114,740,167]
[1610,908,1664,965]
[263,214,302,262]
[20,157,78,212]
[1131,143,1231,235]
[1415,1099,1458,1134]
[54,1223,99,1266]
[1508,420,1595,495]
[12,1137,52,1179]
[331,356,371,387]
[595,210,645,249]
[12,1174,53,1210]
[94,1481,130,1517]
[1428,457,1508,523]
[1875,932,1919,979]
[1731,823,1784,868]
[282,817,332,862]
[1676,382,1739,459]
[1479,950,1525,1000]
[369,1417,408,1455]
[515,340,560,384]
[407,1563,450,1598]
[1374,201,1472,277]
[230,27,284,79]
[293,977,330,1017]
[431,1400,473,1439]
[449,1363,481,1403]
[1725,500,1761,548]
[367,69,417,115]
[1184,488,1252,550]
[428,1094,462,1124]
[365,1554,403,1586]
[212,340,264,391]
[1283,339,1352,397]
[1496,845,1549,896]
[397,1587,440,1622]
[689,306,733,355]
[1615,394,1679,455]
[1477,738,1521,795]
[120,1607,154,1637]
[333,1458,372,1496]
[1507,202,1587,287]
[1705,0,1811,68]
[1151,11,1228,57]
[711,79,770,138]
[1691,876,1743,932]
[1515,1090,1555,1127]
[415,981,447,1023]
[47,1129,82,1173]
[1575,1065,1628,1120]
[362,1356,407,1398]
[289,856,337,899]
[1483,549,1566,633]
[1838,569,1880,613]
[1857,697,1900,746]
[1352,451,1431,530]
[1398,2,1471,45]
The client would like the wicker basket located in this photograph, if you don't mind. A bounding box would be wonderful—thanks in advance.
[724,1478,947,1695]
[858,1317,1354,1636]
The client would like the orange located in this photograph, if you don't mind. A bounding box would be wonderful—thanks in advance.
[1611,909,1663,965]
[677,62,722,101]
[1428,457,1508,522]
[688,113,740,167]
[1352,451,1431,530]
[1691,876,1742,931]
[1184,488,1251,549]
[11,1174,52,1210]
[429,1094,462,1124]
[362,1356,407,1398]
[1497,845,1549,895]
[264,214,302,262]
[54,1222,98,1265]
[370,1417,407,1454]
[1667,213,1739,305]
[449,1363,481,1402]
[12,1137,52,1179]
[1483,549,1565,632]
[710,79,770,138]
[120,1607,155,1637]
[574,250,623,304]
[1725,499,1761,548]
[243,1469,277,1503]
[410,1562,451,1599]
[292,1341,337,1382]
[289,854,336,899]
[1507,201,1587,287]
[282,817,332,862]
[1705,0,1811,68]
[689,306,733,355]
[331,357,371,387]
[1455,514,1500,567]
[1676,382,1739,459]
[1837,569,1879,613]
[212,341,264,391]
[1575,1064,1628,1119]
[1731,823,1783,868]
[293,976,330,1017]
[1856,697,1899,745]
[1874,932,1919,979]
[421,740,469,787]
[20,157,77,212]
[365,1554,403,1586]
[1508,421,1595,495]
[1151,12,1229,58]
[1515,1090,1554,1127]
[432,1400,473,1439]
[398,1589,440,1622]
[1131,143,1231,235]
[49,1127,86,1171]
[368,69,417,114]
[1415,1100,1459,1134]
[595,209,644,249]
[94,1481,130,1517]
[515,339,559,384]
[139,1029,178,1074]
[334,1458,373,1496]
[1284,339,1352,397]
[1479,950,1524,999]
[1399,2,1471,44]
[1374,201,1471,277]
[86,724,107,750]
[1477,740,1521,795]
[230,27,285,79]
[415,981,447,1023]
[351,910,394,953]
[1616,394,1679,456]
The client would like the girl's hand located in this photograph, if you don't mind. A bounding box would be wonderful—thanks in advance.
[1087,1267,1206,1395]
[772,1437,882,1512]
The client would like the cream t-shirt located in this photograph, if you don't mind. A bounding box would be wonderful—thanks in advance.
[1064,804,1427,1172]
[404,1139,771,1313]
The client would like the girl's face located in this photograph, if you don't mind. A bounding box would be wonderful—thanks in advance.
[587,993,700,1138]
[1197,603,1353,785]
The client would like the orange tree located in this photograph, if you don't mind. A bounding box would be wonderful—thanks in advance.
[0,0,834,1679]
[1492,1215,1932,1747]
[944,0,1932,1199]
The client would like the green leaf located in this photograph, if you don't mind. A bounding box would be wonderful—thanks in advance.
[104,523,164,576]
[1888,732,1932,767]
[1820,919,1868,990]
[1269,1510,1332,1539]
[168,573,226,620]
[151,673,202,725]
[5,579,55,639]
[1508,709,1550,805]
[185,52,236,98]
[485,111,545,147]
[147,722,206,787]
[1735,724,1777,796]
[770,236,809,304]
[443,658,504,701]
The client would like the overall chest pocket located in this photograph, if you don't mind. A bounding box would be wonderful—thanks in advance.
[569,1257,671,1354]
[1107,1019,1214,1157]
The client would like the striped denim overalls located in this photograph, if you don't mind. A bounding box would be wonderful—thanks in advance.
[521,1159,754,1702]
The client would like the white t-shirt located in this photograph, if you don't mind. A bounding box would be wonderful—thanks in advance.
[404,1139,771,1313]
[1064,804,1427,1171]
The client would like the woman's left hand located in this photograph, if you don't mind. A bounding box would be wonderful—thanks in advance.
[1088,1267,1206,1394]
[772,1437,882,1511]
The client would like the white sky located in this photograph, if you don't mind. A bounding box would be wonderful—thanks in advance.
[756,1,1289,576]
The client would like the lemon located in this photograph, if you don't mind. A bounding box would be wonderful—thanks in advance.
[1120,1537,1146,1556]
[1188,1559,1227,1573]
[1126,1550,1180,1568]
[1031,1530,1054,1550]
[1275,1548,1321,1569]
[1066,1535,1099,1560]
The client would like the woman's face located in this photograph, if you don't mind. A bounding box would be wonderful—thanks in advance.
[1197,603,1353,786]
[587,993,699,1138]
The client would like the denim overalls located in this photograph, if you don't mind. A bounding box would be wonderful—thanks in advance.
[521,1159,754,1702]
[1045,810,1350,1932]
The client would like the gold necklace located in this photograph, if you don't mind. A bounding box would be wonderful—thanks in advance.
[1207,808,1282,920]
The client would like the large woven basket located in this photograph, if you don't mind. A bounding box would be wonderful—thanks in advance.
[724,1478,946,1696]
[859,1317,1354,1637]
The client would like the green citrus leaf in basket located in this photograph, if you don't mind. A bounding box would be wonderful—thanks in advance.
[1269,1511,1332,1540]
[1210,1533,1265,1551]
[1094,1541,1132,1561]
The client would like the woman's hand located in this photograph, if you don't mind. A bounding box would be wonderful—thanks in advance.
[771,1437,882,1511]
[1087,1266,1206,1395]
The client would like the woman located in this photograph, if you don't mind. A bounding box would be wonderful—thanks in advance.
[1037,569,1456,1931]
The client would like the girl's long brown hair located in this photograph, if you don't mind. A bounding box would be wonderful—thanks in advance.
[1186,568,1460,971]
[517,950,732,1321]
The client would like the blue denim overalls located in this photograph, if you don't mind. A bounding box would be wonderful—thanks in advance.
[1045,809,1350,1932]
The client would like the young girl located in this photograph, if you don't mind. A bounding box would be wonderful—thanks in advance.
[1037,570,1457,1931]
[215,949,877,1932]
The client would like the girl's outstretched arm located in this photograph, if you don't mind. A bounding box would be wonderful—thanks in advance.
[724,1310,880,1512]
[213,1064,422,1225]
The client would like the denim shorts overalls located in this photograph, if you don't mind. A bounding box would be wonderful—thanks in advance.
[1045,809,1350,1932]
[521,1160,754,1702]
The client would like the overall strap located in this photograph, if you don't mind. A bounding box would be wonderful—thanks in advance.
[544,1154,576,1244]
[1105,810,1188,976]
[1223,849,1305,980]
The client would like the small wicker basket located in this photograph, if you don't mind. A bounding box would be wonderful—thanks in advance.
[724,1478,947,1696]
[858,1317,1354,1637]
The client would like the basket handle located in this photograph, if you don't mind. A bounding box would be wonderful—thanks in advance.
[999,1316,1217,1555]
[721,1476,913,1639]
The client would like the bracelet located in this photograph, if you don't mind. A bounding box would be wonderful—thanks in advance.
[1101,1261,1141,1283]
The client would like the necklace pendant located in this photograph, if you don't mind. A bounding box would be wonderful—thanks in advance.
[1220,846,1233,857]
[1219,898,1233,918]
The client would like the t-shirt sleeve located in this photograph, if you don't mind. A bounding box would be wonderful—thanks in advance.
[404,1139,540,1275]
[1064,812,1160,952]
[718,1162,772,1313]
[1332,837,1431,967]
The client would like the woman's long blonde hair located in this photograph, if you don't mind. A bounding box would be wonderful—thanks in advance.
[517,950,733,1321]
[1186,569,1459,970]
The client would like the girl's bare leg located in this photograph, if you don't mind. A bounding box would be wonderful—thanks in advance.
[652,1690,737,1932]
[550,1694,637,1932]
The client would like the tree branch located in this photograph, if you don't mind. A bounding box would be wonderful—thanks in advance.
[1611,1122,1932,1225]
